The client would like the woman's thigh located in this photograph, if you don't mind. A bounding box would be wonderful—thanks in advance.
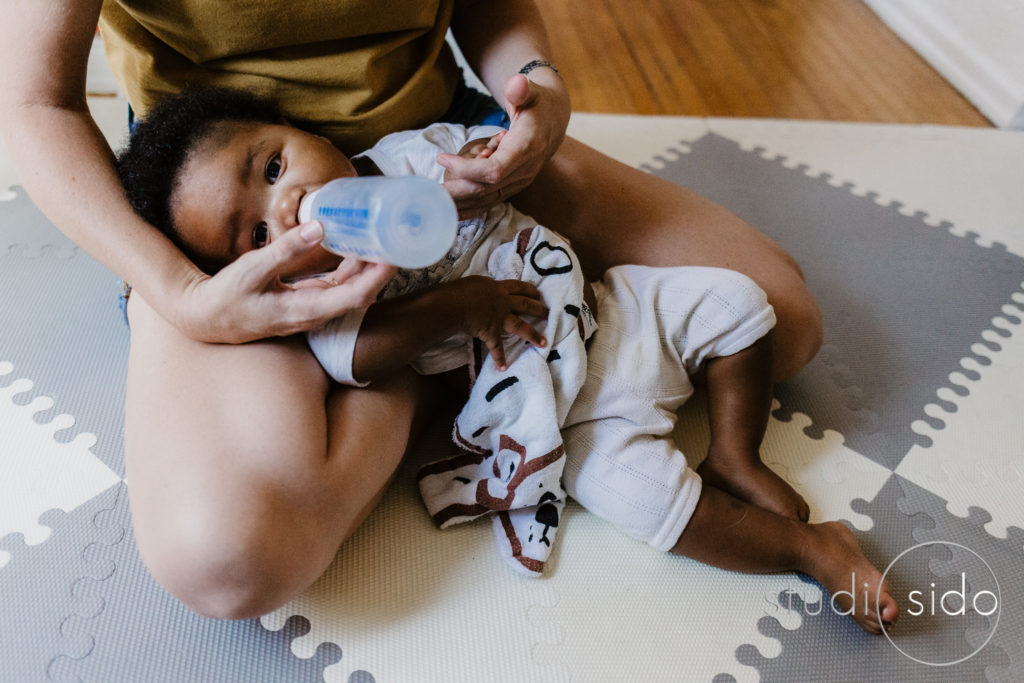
[514,136,823,380]
[123,293,419,618]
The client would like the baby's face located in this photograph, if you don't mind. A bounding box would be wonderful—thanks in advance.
[171,121,356,275]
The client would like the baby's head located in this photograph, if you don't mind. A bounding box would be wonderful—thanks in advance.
[117,87,354,275]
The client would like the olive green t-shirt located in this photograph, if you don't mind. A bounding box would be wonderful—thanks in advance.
[99,0,459,153]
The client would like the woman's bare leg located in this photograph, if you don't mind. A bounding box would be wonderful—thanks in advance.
[672,485,900,635]
[124,293,421,619]
[515,137,823,381]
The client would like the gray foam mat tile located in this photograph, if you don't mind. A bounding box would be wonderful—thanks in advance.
[647,134,1024,470]
[733,475,1010,681]
[0,190,129,474]
[0,486,123,681]
[48,484,345,683]
[894,479,1024,681]
[0,187,77,259]
[0,484,343,682]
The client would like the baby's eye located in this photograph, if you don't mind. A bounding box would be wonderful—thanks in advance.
[252,222,269,249]
[265,155,282,184]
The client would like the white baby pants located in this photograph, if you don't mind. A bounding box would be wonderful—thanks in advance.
[561,265,776,551]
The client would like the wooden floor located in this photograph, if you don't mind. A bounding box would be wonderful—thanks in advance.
[538,0,991,127]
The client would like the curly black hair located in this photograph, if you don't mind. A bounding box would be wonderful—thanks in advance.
[115,87,286,252]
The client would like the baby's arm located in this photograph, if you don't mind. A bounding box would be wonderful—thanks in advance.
[350,276,547,384]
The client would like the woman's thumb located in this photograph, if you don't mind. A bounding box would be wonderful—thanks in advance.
[244,221,323,279]
[503,73,536,112]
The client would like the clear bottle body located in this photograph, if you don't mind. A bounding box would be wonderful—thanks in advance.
[298,176,457,268]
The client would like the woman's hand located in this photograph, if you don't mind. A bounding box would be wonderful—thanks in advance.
[438,70,569,217]
[176,223,395,343]
[453,275,548,371]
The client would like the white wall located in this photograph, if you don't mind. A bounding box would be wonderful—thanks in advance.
[864,0,1024,128]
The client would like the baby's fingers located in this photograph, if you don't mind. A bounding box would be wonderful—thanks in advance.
[504,313,547,349]
[500,279,543,300]
[482,329,508,371]
[509,294,548,321]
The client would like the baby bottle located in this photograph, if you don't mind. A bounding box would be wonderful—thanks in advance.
[298,176,458,268]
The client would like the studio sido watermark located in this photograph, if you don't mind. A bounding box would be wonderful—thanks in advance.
[904,571,998,618]
[776,540,1000,667]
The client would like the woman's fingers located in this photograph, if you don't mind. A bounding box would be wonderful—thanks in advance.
[440,176,505,218]
[289,261,395,325]
[202,222,394,338]
[231,220,326,289]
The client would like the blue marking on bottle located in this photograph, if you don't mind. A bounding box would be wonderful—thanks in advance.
[317,206,370,229]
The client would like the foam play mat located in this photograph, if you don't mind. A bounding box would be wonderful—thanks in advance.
[3,96,1023,682]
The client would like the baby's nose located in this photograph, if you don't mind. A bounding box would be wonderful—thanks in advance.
[274,186,304,229]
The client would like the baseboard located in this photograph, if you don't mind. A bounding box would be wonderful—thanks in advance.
[864,0,1024,128]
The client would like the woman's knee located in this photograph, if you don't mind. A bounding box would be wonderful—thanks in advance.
[135,490,335,620]
[767,273,824,381]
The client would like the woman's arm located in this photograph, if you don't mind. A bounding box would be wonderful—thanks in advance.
[0,0,391,343]
[1,1,187,300]
[443,0,571,213]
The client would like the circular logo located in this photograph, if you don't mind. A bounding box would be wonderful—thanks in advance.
[877,541,1000,666]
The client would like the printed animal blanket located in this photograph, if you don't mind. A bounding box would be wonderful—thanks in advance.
[417,225,596,575]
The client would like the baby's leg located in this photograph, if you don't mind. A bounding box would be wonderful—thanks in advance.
[696,331,810,521]
[562,405,898,634]
[593,263,806,520]
[563,265,896,632]
[672,485,899,634]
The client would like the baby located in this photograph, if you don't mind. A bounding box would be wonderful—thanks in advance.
[116,87,898,633]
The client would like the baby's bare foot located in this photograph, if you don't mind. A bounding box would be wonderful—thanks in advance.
[803,521,900,634]
[697,453,810,522]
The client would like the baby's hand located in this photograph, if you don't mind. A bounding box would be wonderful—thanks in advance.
[443,132,505,182]
[452,275,547,371]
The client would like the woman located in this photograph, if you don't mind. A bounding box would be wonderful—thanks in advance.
[0,0,822,620]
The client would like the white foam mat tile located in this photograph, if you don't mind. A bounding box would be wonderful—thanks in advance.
[89,93,131,149]
[674,398,893,532]
[567,113,711,169]
[704,117,1024,254]
[570,114,1024,255]
[260,421,563,683]
[0,361,122,569]
[528,502,822,683]
[896,289,1024,539]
